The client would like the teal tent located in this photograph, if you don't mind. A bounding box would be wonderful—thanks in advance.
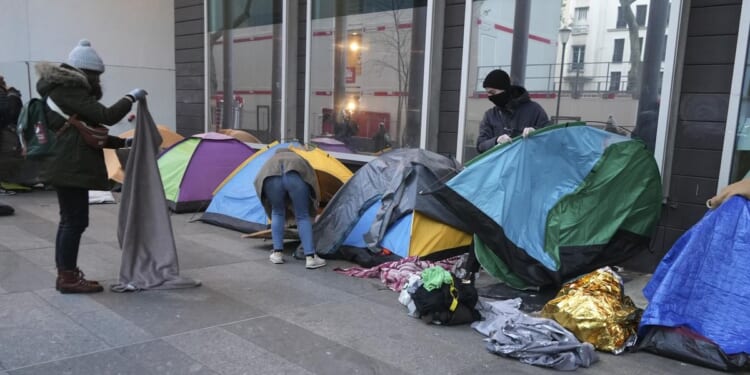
[433,123,662,289]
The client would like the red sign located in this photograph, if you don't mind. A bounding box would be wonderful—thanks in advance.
[345,67,356,84]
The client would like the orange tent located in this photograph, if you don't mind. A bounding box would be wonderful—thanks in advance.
[217,129,260,143]
[104,125,184,183]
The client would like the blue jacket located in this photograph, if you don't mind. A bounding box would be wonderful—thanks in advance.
[476,86,550,154]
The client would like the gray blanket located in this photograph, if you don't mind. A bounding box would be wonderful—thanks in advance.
[112,100,200,292]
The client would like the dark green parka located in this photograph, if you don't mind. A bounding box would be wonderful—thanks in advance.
[35,63,132,190]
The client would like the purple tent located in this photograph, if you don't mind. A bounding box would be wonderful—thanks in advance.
[159,132,255,212]
[311,136,353,154]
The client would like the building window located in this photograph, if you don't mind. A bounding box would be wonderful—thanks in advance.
[616,7,626,28]
[609,72,622,91]
[575,7,588,22]
[613,39,625,62]
[458,0,677,162]
[571,45,585,70]
[619,5,648,28]
[307,0,428,155]
[636,5,648,26]
[206,0,283,143]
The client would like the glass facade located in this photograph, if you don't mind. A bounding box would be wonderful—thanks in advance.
[729,37,750,183]
[207,0,283,143]
[460,0,671,161]
[307,0,428,156]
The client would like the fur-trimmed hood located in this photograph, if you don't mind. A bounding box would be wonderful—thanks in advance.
[35,62,91,96]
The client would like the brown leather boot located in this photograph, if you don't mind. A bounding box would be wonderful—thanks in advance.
[55,268,100,291]
[56,269,104,294]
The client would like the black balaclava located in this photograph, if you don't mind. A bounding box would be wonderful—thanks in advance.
[483,69,512,108]
[488,91,512,108]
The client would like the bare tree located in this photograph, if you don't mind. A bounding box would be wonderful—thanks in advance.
[208,0,254,130]
[368,1,411,146]
[209,0,254,91]
[619,0,642,99]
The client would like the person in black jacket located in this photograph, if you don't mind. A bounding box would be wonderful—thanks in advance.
[0,75,23,198]
[462,69,551,282]
[476,69,550,154]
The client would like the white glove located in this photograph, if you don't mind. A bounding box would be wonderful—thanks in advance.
[522,127,535,138]
[496,134,512,144]
[127,88,148,102]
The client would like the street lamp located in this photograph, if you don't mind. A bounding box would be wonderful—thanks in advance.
[555,27,572,123]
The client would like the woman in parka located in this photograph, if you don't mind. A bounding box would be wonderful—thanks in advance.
[36,39,147,293]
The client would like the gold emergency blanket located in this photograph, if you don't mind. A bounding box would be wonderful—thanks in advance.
[540,267,642,354]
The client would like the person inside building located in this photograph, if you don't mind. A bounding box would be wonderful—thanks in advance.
[476,69,550,154]
[334,108,358,150]
[253,148,327,269]
[36,39,147,293]
[371,121,391,152]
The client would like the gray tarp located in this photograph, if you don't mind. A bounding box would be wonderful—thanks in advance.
[112,100,200,292]
[313,149,466,255]
[473,298,598,371]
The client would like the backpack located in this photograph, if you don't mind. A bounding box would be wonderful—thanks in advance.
[17,98,56,158]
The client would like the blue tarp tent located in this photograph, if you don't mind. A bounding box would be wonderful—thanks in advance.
[638,196,750,371]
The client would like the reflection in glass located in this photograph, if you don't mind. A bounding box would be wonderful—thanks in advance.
[462,0,671,161]
[729,26,750,183]
[308,0,427,155]
[207,0,282,143]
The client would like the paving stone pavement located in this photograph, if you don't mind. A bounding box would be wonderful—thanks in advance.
[0,190,725,374]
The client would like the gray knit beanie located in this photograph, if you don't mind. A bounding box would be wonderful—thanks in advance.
[67,39,105,73]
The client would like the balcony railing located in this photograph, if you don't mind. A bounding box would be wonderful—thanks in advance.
[475,61,660,95]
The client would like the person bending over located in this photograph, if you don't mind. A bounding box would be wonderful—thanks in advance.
[254,148,327,269]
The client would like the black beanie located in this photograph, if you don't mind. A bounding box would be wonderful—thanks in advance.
[482,69,511,90]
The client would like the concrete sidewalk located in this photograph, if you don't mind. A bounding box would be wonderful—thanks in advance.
[0,190,721,374]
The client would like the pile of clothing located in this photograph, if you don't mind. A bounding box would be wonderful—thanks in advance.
[399,266,480,325]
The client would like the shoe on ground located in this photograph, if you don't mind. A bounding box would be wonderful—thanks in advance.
[56,269,103,294]
[305,254,326,269]
[0,188,16,196]
[269,251,284,264]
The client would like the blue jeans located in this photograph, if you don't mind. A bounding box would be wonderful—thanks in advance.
[263,172,315,255]
[55,186,89,270]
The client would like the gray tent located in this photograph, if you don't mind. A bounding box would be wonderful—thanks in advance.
[313,149,472,265]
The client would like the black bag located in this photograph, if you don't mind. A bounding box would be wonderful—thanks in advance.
[412,275,481,326]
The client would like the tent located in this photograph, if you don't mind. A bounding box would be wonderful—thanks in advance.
[311,136,353,154]
[218,128,261,143]
[313,149,472,265]
[159,132,255,213]
[104,125,184,183]
[432,123,662,289]
[637,195,750,372]
[200,143,353,233]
